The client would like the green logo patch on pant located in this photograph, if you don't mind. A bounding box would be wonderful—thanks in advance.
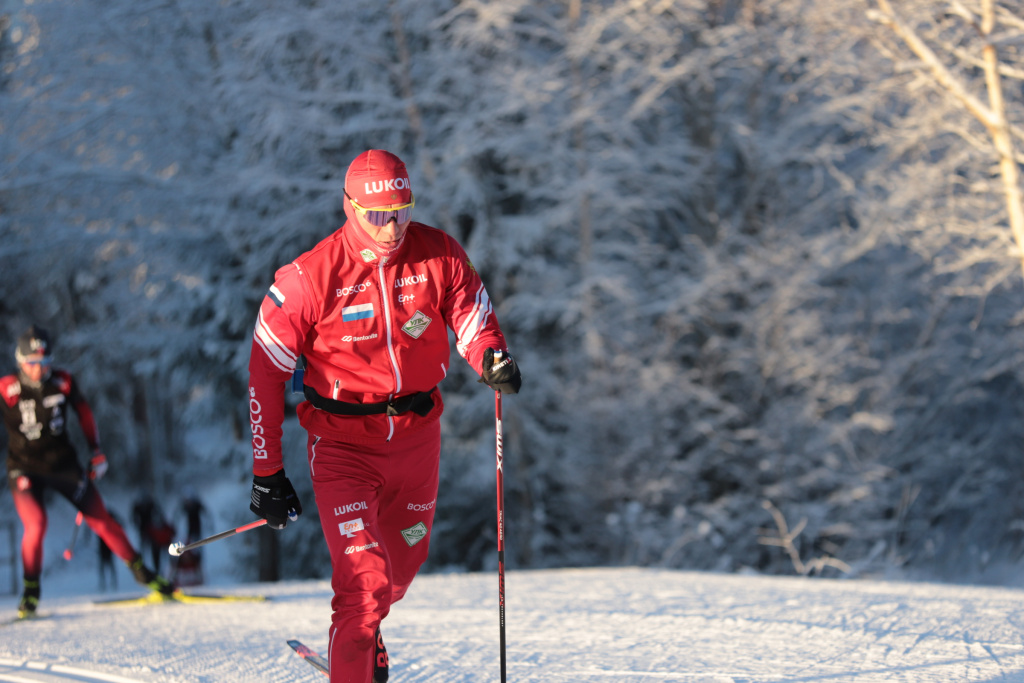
[401,522,428,547]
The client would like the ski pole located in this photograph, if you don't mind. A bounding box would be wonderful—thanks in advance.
[495,388,507,683]
[63,511,85,560]
[168,518,268,556]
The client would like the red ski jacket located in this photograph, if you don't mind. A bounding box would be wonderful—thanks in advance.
[248,215,508,476]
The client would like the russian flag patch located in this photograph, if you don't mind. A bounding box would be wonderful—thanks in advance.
[342,303,375,322]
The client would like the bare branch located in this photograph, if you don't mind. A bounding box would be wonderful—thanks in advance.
[996,5,1024,31]
[758,501,851,576]
[947,44,1024,83]
[946,0,979,31]
[870,0,1024,281]
[867,1,999,130]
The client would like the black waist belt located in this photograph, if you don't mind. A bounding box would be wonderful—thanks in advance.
[303,385,435,417]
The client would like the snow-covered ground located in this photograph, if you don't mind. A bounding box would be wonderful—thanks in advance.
[2,557,1024,682]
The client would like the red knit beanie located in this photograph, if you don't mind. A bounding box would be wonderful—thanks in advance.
[344,150,412,209]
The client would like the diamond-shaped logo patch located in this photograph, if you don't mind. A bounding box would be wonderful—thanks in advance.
[402,311,432,339]
[401,521,428,547]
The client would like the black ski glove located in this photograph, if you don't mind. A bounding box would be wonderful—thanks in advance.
[250,470,303,530]
[478,348,522,395]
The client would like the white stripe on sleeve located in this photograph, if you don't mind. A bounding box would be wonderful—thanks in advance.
[456,284,494,357]
[254,309,298,373]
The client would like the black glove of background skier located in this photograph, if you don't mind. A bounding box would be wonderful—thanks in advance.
[478,348,522,394]
[250,470,302,530]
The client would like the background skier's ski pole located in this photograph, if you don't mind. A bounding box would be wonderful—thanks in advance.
[495,388,507,683]
[168,518,268,556]
[63,511,84,560]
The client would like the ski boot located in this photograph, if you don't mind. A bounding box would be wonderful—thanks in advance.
[128,556,176,597]
[374,626,389,682]
[17,579,40,619]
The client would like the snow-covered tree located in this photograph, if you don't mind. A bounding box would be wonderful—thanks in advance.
[4,0,1024,585]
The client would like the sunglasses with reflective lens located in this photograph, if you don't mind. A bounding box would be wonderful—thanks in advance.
[22,357,52,366]
[347,193,415,227]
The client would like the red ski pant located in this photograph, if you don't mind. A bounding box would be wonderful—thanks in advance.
[9,471,137,582]
[306,422,440,683]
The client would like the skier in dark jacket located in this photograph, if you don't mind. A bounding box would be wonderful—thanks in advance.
[0,325,174,618]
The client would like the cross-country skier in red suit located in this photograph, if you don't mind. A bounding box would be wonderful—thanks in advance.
[247,150,522,682]
[0,326,175,619]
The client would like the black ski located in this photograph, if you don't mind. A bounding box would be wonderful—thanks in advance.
[288,639,329,677]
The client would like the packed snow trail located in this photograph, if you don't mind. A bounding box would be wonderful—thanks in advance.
[1,568,1024,682]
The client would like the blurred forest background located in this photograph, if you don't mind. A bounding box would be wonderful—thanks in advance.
[3,0,1024,586]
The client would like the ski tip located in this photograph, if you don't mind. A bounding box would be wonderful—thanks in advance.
[288,639,330,676]
[2,612,48,626]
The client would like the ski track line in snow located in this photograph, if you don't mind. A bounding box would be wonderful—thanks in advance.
[0,658,146,683]
[5,568,1024,681]
[554,671,785,679]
